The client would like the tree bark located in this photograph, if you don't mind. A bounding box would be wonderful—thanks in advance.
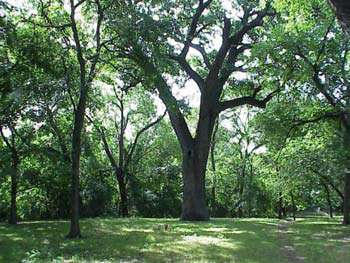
[342,117,350,225]
[116,169,128,217]
[9,152,18,225]
[67,92,87,238]
[290,191,296,221]
[181,147,210,220]
[0,127,19,225]
[328,0,350,33]
[343,171,350,224]
[237,168,246,218]
[322,182,333,218]
[210,120,218,212]
[278,192,284,219]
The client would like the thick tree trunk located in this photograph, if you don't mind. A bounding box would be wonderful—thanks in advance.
[116,170,128,217]
[210,121,218,212]
[181,149,209,221]
[343,171,350,224]
[8,153,18,225]
[211,184,216,210]
[328,0,350,33]
[342,120,350,225]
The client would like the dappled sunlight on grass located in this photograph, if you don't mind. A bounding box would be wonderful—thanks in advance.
[0,217,349,262]
[284,217,350,263]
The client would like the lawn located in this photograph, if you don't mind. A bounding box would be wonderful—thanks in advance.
[0,217,349,262]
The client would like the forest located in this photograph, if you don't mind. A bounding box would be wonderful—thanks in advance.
[1,0,350,262]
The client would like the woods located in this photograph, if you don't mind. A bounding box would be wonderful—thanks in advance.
[1,0,350,262]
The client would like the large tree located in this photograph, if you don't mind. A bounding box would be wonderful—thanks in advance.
[105,0,283,220]
[29,0,107,237]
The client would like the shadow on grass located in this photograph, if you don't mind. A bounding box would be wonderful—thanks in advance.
[0,217,348,262]
[279,217,350,263]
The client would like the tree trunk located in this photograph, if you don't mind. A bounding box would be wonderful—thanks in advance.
[181,149,209,221]
[210,120,218,212]
[328,0,350,33]
[343,171,350,224]
[342,119,350,225]
[322,182,333,218]
[116,169,128,217]
[290,191,296,221]
[278,192,284,219]
[237,170,246,218]
[8,153,18,225]
[67,91,88,238]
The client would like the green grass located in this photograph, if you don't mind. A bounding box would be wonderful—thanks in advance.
[0,217,349,262]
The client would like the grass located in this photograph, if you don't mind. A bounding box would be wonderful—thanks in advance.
[0,217,349,262]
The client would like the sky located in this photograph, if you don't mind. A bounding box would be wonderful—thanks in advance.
[3,0,254,138]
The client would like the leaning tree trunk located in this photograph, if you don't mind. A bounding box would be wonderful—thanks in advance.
[9,152,19,225]
[181,148,210,221]
[323,182,333,218]
[116,169,128,217]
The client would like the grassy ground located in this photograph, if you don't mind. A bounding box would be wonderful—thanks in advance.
[0,217,349,263]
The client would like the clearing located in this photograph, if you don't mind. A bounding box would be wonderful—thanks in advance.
[0,217,349,262]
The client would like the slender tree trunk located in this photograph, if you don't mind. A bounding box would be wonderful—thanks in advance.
[116,169,128,217]
[282,206,287,218]
[67,90,88,238]
[290,191,296,221]
[278,192,284,219]
[322,182,333,218]
[181,148,209,220]
[237,170,245,218]
[9,153,18,225]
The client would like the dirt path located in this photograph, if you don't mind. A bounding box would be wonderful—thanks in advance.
[277,221,305,263]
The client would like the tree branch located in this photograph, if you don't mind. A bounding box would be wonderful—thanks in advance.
[125,111,166,168]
